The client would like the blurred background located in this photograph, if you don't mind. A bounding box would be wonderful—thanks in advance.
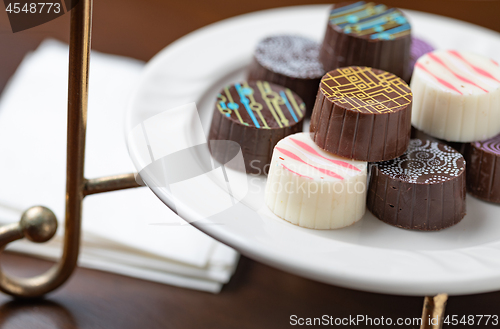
[2,0,500,90]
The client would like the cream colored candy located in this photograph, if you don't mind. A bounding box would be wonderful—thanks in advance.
[264,132,367,229]
[411,50,500,142]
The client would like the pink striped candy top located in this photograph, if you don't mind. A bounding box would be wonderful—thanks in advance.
[272,133,366,181]
[413,50,500,95]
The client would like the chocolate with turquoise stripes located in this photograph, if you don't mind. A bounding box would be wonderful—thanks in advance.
[319,1,412,82]
[208,81,305,174]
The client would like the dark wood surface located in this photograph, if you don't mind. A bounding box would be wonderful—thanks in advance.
[1,1,500,328]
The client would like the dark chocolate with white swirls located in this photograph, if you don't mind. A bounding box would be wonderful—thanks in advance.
[465,134,500,203]
[248,35,325,116]
[319,1,412,82]
[208,81,305,174]
[367,139,466,231]
[411,126,466,154]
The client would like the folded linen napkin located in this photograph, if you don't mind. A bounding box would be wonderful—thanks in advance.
[0,39,239,293]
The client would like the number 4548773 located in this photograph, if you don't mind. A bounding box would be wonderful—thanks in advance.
[443,315,499,326]
[5,3,61,14]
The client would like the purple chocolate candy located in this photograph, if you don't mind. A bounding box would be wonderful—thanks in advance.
[465,134,500,203]
[409,37,434,75]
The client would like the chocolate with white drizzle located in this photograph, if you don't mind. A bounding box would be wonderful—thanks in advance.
[367,139,466,231]
[248,35,325,116]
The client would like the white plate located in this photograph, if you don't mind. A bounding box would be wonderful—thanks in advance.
[125,5,500,296]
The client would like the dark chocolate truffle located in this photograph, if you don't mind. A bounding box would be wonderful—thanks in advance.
[464,134,500,203]
[367,139,466,231]
[411,126,466,154]
[310,66,412,161]
[319,1,411,81]
[248,35,325,116]
[208,81,305,174]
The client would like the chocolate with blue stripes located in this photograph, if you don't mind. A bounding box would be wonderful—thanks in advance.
[208,81,305,174]
[320,1,412,82]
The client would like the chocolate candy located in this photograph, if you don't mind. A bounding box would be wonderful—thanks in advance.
[367,139,466,231]
[409,36,434,77]
[411,50,500,142]
[208,81,305,174]
[248,35,325,116]
[265,132,367,229]
[319,1,411,82]
[310,66,412,161]
[411,126,466,154]
[464,134,500,203]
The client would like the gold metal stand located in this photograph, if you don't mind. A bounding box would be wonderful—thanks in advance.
[0,0,140,298]
[420,294,448,329]
[0,2,453,325]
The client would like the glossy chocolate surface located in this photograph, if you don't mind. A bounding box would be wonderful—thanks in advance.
[208,81,305,174]
[319,1,412,81]
[411,126,466,154]
[310,66,412,161]
[367,139,467,231]
[248,35,324,116]
[409,37,434,77]
[465,134,500,203]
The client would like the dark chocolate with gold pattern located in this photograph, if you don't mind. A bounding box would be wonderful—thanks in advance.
[310,67,412,161]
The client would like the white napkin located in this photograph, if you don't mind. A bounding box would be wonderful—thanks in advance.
[0,39,239,293]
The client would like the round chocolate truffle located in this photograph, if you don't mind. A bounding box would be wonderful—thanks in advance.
[310,66,412,161]
[208,81,305,174]
[265,132,367,229]
[319,1,412,82]
[464,134,500,203]
[367,139,466,231]
[248,35,325,116]
[411,126,466,155]
[411,50,500,142]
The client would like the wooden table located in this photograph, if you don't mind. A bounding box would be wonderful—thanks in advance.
[1,1,500,328]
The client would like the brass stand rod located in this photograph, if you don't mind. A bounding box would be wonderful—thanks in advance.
[420,294,448,329]
[59,0,93,291]
[0,0,93,298]
[84,173,141,196]
[0,223,23,246]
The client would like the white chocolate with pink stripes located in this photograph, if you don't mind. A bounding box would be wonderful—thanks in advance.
[264,133,367,229]
[411,49,500,142]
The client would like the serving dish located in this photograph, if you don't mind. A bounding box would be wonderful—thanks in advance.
[126,5,500,296]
